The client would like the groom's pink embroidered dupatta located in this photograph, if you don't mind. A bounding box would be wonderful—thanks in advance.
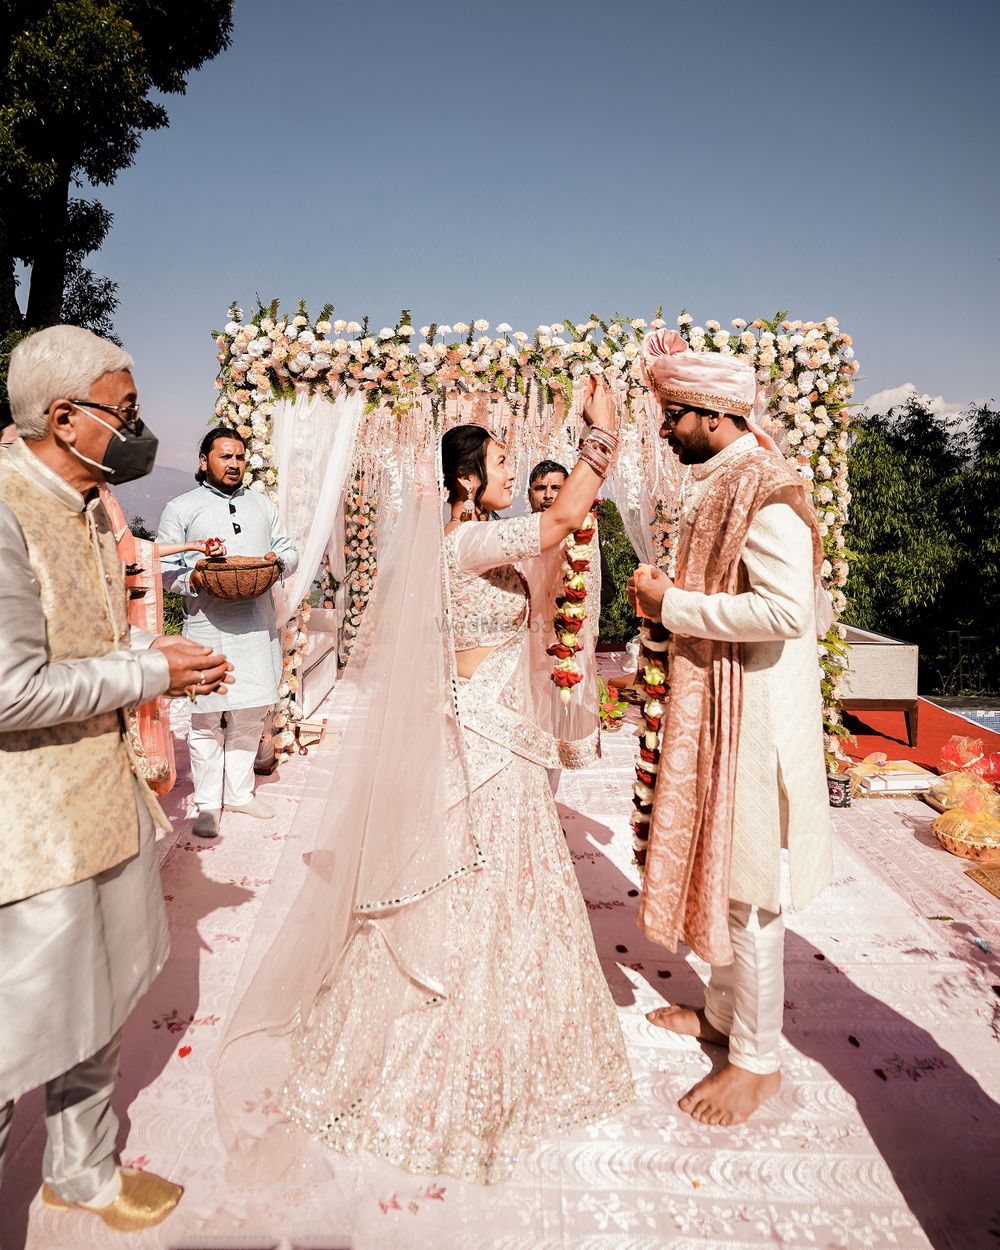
[639,451,822,966]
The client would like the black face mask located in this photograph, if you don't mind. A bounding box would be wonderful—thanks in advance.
[70,405,159,483]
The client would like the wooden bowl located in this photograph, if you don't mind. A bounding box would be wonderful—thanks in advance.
[195,554,280,602]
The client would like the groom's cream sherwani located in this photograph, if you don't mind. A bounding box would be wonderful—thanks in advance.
[660,434,832,914]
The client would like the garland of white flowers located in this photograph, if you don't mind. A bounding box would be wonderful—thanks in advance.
[212,301,856,763]
[340,476,378,663]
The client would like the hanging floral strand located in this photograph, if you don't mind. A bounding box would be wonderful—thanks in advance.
[548,511,596,703]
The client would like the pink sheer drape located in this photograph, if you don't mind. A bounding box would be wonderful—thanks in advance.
[99,486,176,796]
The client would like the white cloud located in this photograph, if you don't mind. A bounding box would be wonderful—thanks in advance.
[861,382,965,421]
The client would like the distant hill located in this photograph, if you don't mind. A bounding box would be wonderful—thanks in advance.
[114,463,195,532]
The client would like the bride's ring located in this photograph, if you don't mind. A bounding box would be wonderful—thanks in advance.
[198,670,205,684]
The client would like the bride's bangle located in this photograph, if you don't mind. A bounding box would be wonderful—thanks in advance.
[578,445,610,478]
[579,426,619,453]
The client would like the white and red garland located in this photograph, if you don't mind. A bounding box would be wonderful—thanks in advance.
[630,650,668,869]
[547,511,596,702]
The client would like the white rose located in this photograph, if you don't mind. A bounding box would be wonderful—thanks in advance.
[496,322,512,333]
[713,330,730,347]
[298,330,316,345]
[611,351,627,368]
[418,361,436,375]
[346,321,362,334]
[453,322,469,334]
[293,315,308,327]
[474,319,489,331]
[333,319,347,332]
[631,318,647,329]
[397,324,415,337]
[677,313,693,326]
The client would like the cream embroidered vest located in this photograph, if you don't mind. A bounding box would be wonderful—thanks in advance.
[0,465,152,904]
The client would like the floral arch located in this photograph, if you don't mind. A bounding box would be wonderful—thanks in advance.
[211,302,857,762]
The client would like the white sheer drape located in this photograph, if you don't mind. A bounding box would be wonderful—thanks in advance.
[270,389,365,628]
[604,460,658,565]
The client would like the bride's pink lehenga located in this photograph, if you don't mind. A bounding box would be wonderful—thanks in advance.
[283,515,632,1182]
[215,485,631,1186]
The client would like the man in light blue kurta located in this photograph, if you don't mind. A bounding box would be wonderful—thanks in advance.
[157,429,298,835]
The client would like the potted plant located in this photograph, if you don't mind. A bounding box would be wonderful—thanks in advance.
[598,676,629,732]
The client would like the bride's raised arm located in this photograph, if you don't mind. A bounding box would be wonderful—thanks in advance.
[537,378,619,552]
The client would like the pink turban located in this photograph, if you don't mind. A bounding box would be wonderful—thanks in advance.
[640,328,781,455]
[640,328,755,417]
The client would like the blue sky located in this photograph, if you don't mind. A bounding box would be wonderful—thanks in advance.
[83,0,998,470]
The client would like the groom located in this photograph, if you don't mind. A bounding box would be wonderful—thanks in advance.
[628,329,831,1127]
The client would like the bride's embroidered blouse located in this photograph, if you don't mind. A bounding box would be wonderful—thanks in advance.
[445,515,541,650]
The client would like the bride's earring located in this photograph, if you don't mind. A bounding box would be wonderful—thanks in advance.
[460,481,476,520]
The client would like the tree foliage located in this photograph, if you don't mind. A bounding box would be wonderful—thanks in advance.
[596,499,639,647]
[0,0,233,335]
[845,398,1000,693]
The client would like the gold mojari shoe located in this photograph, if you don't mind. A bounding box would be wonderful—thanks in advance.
[41,1167,182,1231]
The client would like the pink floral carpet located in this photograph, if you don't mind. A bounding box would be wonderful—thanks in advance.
[2,656,998,1250]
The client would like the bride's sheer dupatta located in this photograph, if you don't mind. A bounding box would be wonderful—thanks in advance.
[213,455,480,1181]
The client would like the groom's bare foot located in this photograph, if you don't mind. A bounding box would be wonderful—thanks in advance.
[679,1062,781,1127]
[646,1004,729,1047]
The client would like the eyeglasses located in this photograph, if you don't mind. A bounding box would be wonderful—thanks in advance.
[229,501,241,535]
[69,399,143,435]
[660,405,711,430]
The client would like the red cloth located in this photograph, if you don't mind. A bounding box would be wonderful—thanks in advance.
[843,699,1000,774]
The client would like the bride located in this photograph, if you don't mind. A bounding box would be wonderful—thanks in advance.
[215,380,632,1185]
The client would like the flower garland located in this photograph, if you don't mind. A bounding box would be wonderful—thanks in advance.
[631,651,668,869]
[272,605,311,753]
[547,511,596,702]
[340,479,378,662]
[211,300,856,761]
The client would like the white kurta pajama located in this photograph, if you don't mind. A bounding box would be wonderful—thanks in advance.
[0,441,172,1201]
[157,482,299,811]
[659,436,832,1074]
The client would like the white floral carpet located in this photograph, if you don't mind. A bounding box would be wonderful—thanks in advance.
[2,657,999,1250]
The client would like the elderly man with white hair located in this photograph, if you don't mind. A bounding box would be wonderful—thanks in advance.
[0,325,232,1232]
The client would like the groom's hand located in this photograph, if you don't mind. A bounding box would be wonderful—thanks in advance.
[627,564,673,621]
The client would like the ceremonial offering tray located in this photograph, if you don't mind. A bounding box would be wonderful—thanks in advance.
[195,553,280,602]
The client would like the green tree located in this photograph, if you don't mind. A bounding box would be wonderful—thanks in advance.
[845,397,1000,693]
[0,0,233,336]
[596,499,639,646]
